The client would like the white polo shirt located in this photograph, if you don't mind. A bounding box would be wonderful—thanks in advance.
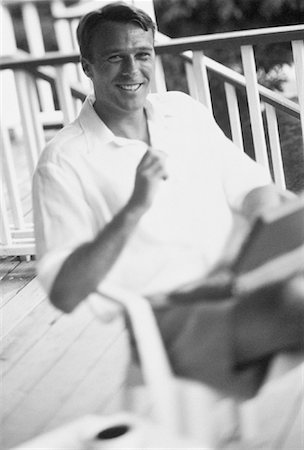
[33,91,271,296]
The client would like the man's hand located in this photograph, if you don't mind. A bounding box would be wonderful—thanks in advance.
[128,148,168,212]
[213,186,296,272]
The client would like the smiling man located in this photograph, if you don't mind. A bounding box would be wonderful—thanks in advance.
[33,2,304,396]
[33,2,274,310]
[79,13,155,140]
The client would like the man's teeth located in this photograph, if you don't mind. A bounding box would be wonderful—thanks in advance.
[119,84,142,91]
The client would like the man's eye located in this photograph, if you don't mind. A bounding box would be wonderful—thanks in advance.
[107,55,123,63]
[137,53,151,60]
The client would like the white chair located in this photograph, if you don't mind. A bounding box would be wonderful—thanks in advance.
[89,284,304,449]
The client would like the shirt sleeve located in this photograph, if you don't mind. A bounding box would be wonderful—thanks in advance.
[187,94,272,210]
[33,157,103,295]
[214,132,272,211]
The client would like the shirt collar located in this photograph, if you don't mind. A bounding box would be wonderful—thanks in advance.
[78,94,115,150]
[145,95,173,151]
[78,93,171,153]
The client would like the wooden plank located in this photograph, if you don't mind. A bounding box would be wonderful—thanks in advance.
[1,27,304,72]
[0,257,20,281]
[265,103,286,189]
[2,313,126,449]
[1,122,25,228]
[241,44,269,170]
[2,277,44,334]
[44,327,130,431]
[224,82,244,151]
[154,25,304,54]
[2,300,62,375]
[1,259,36,306]
[2,301,95,417]
[292,39,304,150]
[192,51,212,111]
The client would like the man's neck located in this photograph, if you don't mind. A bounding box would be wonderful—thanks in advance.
[94,103,150,145]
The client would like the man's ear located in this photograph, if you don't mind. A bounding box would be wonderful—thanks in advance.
[81,57,93,79]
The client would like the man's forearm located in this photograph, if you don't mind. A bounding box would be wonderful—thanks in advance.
[49,149,168,312]
[50,203,145,312]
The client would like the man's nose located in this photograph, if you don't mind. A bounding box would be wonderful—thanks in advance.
[121,55,138,76]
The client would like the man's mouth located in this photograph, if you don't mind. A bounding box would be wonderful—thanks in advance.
[117,83,143,92]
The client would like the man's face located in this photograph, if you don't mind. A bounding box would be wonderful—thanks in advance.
[83,21,155,119]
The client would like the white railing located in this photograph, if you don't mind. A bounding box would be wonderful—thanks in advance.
[0,0,157,256]
[1,2,304,256]
[156,28,304,171]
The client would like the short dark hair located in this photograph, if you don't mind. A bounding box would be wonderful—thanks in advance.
[77,2,156,61]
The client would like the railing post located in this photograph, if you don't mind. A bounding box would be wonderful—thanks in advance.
[224,82,244,151]
[26,73,46,155]
[51,1,79,83]
[265,104,286,189]
[55,66,77,125]
[185,60,199,100]
[241,45,270,171]
[70,18,90,88]
[21,1,55,113]
[0,196,13,247]
[0,119,25,229]
[133,0,156,22]
[192,51,213,112]
[151,55,167,93]
[21,1,45,55]
[14,71,40,177]
[291,40,304,151]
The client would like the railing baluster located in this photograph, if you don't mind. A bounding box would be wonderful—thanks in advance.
[241,45,270,171]
[192,51,213,111]
[14,71,39,177]
[291,40,304,150]
[265,104,286,189]
[21,1,55,113]
[70,18,87,85]
[51,3,75,54]
[26,73,46,155]
[21,1,45,56]
[224,82,244,151]
[185,60,199,100]
[0,195,13,247]
[0,120,25,229]
[151,55,167,93]
[55,66,77,125]
[133,0,156,21]
[52,16,77,82]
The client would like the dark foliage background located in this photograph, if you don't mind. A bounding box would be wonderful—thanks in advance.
[154,0,304,89]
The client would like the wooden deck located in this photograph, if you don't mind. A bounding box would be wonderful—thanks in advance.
[1,257,131,449]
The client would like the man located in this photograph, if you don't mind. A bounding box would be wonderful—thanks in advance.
[33,2,304,396]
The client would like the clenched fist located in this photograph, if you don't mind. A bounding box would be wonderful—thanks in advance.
[128,148,169,213]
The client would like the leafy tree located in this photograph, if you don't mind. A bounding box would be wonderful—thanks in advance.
[154,0,304,87]
[154,0,304,36]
